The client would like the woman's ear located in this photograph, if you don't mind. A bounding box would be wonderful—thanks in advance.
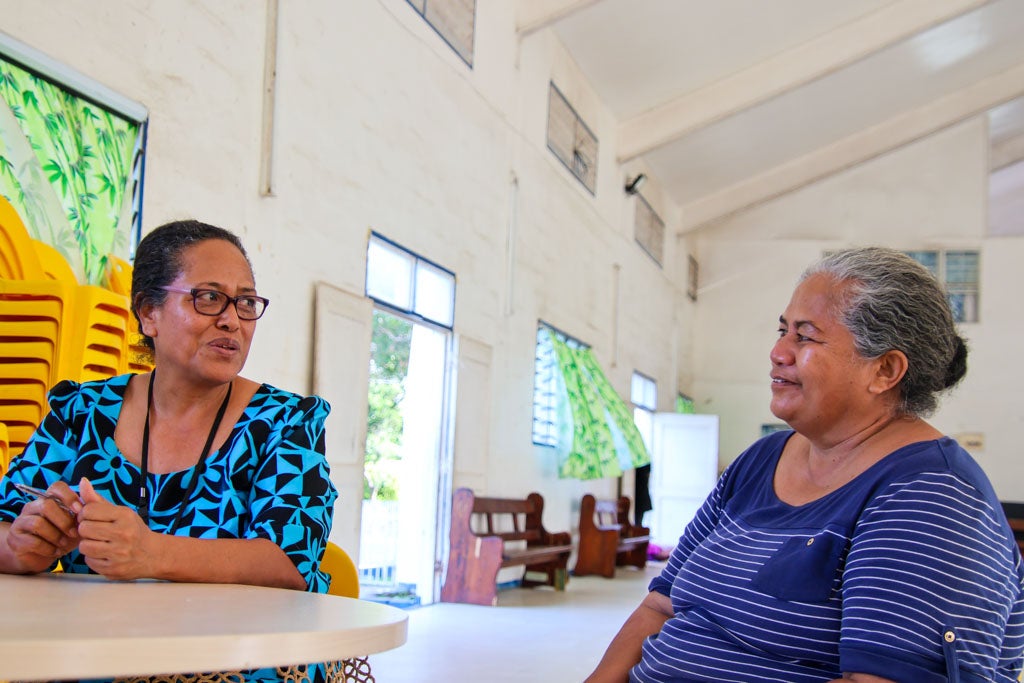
[869,350,908,395]
[136,296,159,339]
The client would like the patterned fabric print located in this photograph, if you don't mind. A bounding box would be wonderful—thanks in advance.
[0,374,338,683]
[0,374,336,588]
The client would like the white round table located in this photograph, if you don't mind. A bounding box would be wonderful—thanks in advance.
[0,572,408,679]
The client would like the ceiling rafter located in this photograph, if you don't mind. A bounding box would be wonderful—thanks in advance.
[617,0,991,162]
[676,60,1024,233]
[516,0,603,37]
[991,130,1024,170]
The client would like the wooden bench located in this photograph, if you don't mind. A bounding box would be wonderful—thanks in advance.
[572,494,650,578]
[440,487,572,606]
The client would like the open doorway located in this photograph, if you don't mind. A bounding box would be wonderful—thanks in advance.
[358,307,452,606]
[359,233,456,605]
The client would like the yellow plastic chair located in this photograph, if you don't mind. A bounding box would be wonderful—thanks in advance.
[104,253,133,296]
[102,254,154,375]
[32,239,77,285]
[64,285,132,382]
[0,422,9,479]
[318,542,376,682]
[0,197,45,280]
[322,541,360,598]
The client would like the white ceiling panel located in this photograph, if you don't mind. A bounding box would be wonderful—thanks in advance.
[645,0,1024,202]
[544,0,1024,230]
[552,0,893,118]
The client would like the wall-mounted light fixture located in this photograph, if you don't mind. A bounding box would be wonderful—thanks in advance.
[624,173,647,195]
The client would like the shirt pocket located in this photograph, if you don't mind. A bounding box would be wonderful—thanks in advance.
[749,532,846,602]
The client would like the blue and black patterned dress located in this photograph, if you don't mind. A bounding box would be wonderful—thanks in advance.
[0,373,338,681]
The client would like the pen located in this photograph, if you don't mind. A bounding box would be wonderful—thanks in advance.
[13,483,78,516]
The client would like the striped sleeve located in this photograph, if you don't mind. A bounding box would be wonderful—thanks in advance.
[649,464,730,597]
[840,471,1024,682]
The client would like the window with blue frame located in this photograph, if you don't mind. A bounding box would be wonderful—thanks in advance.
[631,372,657,452]
[365,232,455,329]
[905,249,979,323]
[406,0,476,66]
[532,322,585,447]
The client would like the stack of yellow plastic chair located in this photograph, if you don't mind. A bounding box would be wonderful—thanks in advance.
[67,283,132,382]
[33,239,134,384]
[0,204,71,457]
[104,254,153,375]
[0,197,152,459]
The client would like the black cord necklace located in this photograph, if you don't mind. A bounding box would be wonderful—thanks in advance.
[139,369,233,533]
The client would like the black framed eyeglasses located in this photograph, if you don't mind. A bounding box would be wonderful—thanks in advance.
[161,286,270,320]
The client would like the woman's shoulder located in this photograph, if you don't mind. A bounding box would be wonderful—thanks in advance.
[47,373,131,414]
[246,381,332,423]
[880,436,995,492]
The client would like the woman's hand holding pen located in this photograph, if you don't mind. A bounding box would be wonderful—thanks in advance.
[6,480,82,573]
[7,478,156,579]
[76,478,156,580]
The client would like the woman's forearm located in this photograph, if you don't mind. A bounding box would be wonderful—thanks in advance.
[153,535,306,588]
[120,533,307,590]
[585,591,673,683]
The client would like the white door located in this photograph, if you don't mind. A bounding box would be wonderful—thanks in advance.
[649,413,720,548]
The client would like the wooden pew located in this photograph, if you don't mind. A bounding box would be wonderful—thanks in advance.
[441,487,572,606]
[572,494,650,578]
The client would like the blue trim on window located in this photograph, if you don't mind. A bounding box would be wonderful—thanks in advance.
[406,0,476,68]
[532,321,588,447]
[546,82,599,196]
[365,231,456,330]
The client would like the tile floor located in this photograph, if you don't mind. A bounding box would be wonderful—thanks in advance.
[368,562,661,682]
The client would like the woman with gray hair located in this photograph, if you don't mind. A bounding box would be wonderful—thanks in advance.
[587,247,1024,683]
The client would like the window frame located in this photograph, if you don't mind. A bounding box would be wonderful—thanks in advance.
[546,82,599,195]
[406,0,476,67]
[904,249,980,323]
[365,231,456,330]
[634,193,664,267]
[0,32,149,256]
[630,371,657,452]
[532,321,587,448]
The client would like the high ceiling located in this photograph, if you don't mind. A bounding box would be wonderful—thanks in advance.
[520,0,1024,233]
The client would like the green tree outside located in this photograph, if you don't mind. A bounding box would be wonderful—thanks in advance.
[364,310,412,501]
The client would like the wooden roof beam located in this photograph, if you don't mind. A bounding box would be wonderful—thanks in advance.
[618,0,991,162]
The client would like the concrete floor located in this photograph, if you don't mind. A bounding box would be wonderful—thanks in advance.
[368,562,661,682]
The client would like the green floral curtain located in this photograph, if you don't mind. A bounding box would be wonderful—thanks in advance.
[0,55,140,284]
[549,330,651,480]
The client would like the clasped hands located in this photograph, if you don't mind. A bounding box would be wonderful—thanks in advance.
[6,478,154,580]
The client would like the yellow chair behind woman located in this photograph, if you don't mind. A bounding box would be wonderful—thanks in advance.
[319,542,376,682]
[321,541,360,599]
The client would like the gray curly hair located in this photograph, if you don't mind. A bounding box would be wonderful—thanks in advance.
[802,247,968,417]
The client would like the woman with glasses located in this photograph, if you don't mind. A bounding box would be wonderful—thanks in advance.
[0,220,336,601]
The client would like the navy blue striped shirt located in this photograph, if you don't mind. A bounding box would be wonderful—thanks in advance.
[633,431,1024,683]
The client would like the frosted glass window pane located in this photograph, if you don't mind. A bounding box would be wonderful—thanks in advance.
[366,237,414,310]
[633,406,654,450]
[631,374,644,404]
[631,372,656,410]
[905,250,938,276]
[414,260,455,326]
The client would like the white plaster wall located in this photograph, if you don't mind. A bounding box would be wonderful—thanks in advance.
[0,1,690,536]
[692,117,1024,500]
